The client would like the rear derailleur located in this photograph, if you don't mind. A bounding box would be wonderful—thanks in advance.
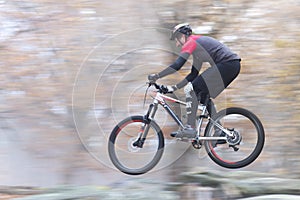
[227,128,242,152]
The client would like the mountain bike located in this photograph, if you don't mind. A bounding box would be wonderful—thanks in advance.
[108,82,265,175]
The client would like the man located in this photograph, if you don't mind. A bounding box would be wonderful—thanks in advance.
[148,23,241,138]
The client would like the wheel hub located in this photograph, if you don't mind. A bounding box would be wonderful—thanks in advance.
[128,138,142,152]
[226,129,242,146]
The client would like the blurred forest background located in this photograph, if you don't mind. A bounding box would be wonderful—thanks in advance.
[0,0,299,198]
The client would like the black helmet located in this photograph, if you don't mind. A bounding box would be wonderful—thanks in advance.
[170,23,192,40]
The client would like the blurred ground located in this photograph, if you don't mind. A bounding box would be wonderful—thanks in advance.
[0,0,299,196]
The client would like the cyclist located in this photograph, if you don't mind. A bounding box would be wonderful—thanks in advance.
[148,23,241,139]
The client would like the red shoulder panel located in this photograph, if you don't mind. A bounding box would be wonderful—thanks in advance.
[181,35,201,54]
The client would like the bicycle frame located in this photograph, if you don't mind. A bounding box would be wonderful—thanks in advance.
[144,91,231,140]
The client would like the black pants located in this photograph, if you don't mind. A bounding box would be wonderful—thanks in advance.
[193,59,241,102]
[187,60,241,127]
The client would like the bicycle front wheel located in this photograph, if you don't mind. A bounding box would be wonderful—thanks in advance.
[204,107,265,169]
[108,115,164,175]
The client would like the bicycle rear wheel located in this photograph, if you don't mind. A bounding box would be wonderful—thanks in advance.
[204,107,265,168]
[108,115,164,175]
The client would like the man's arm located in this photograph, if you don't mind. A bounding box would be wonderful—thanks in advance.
[157,52,190,78]
[175,64,201,89]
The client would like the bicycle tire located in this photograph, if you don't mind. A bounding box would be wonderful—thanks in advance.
[108,115,164,175]
[204,107,265,168]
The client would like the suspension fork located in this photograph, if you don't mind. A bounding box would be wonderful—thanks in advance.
[133,102,158,148]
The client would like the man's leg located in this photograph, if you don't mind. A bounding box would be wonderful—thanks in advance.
[207,99,217,117]
[170,82,197,138]
[184,82,198,128]
[191,71,226,146]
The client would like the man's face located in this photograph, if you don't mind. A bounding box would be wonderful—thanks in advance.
[175,35,186,47]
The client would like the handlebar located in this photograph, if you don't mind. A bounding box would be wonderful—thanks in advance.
[143,82,171,107]
[147,82,171,94]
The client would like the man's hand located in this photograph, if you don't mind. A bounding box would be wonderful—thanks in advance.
[148,74,159,83]
[160,85,177,94]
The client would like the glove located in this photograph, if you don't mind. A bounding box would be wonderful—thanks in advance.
[160,85,177,94]
[148,74,159,83]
